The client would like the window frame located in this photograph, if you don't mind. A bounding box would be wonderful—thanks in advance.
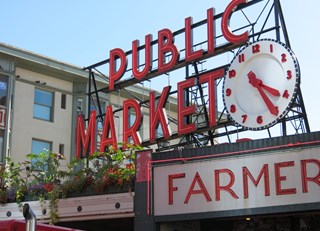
[33,88,54,122]
[31,139,52,170]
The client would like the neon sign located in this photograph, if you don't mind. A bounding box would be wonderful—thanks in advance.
[76,0,250,158]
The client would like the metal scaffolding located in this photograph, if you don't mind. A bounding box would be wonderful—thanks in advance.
[83,0,310,152]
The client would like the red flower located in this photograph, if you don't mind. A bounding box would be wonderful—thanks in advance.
[117,178,123,186]
[43,183,53,192]
[107,168,115,174]
[121,143,129,151]
[126,163,134,170]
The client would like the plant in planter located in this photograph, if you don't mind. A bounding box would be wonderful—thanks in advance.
[26,151,69,224]
[60,159,94,197]
[0,143,142,225]
[0,157,28,207]
[89,143,140,193]
[61,143,141,197]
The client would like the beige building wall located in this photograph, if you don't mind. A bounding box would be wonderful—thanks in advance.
[11,68,74,165]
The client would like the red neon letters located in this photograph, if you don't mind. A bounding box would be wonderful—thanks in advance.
[76,68,224,155]
[123,99,142,145]
[177,78,196,135]
[167,159,320,205]
[149,86,172,143]
[301,159,320,193]
[77,0,250,156]
[221,0,249,44]
[76,111,96,159]
[158,29,180,74]
[108,0,248,90]
[185,17,203,62]
[199,68,225,127]
[109,48,127,90]
[99,105,118,151]
[132,34,153,80]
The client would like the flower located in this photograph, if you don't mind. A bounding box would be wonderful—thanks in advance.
[43,183,53,192]
[27,184,46,196]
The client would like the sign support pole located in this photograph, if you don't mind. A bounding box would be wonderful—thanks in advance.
[134,150,155,231]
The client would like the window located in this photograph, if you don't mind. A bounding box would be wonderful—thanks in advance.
[77,98,83,112]
[61,93,66,109]
[89,97,106,114]
[0,74,8,107]
[32,139,51,154]
[0,74,8,162]
[156,125,163,138]
[33,89,54,121]
[59,144,64,155]
[129,113,136,127]
[31,139,52,170]
[90,97,106,132]
[0,130,4,162]
[128,111,143,142]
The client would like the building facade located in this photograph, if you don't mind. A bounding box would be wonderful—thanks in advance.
[0,43,177,166]
[0,43,87,165]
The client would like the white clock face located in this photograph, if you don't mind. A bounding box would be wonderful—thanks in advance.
[222,39,300,130]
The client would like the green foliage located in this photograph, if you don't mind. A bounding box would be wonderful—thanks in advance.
[0,143,142,225]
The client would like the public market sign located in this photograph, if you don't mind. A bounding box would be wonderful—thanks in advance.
[153,146,320,216]
[76,0,248,158]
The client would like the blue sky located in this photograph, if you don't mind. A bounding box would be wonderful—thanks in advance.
[1,0,319,134]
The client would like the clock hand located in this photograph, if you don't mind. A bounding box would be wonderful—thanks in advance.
[260,84,280,97]
[256,85,279,116]
[247,71,280,96]
[248,71,279,116]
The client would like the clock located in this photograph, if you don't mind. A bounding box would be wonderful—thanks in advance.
[222,39,300,130]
